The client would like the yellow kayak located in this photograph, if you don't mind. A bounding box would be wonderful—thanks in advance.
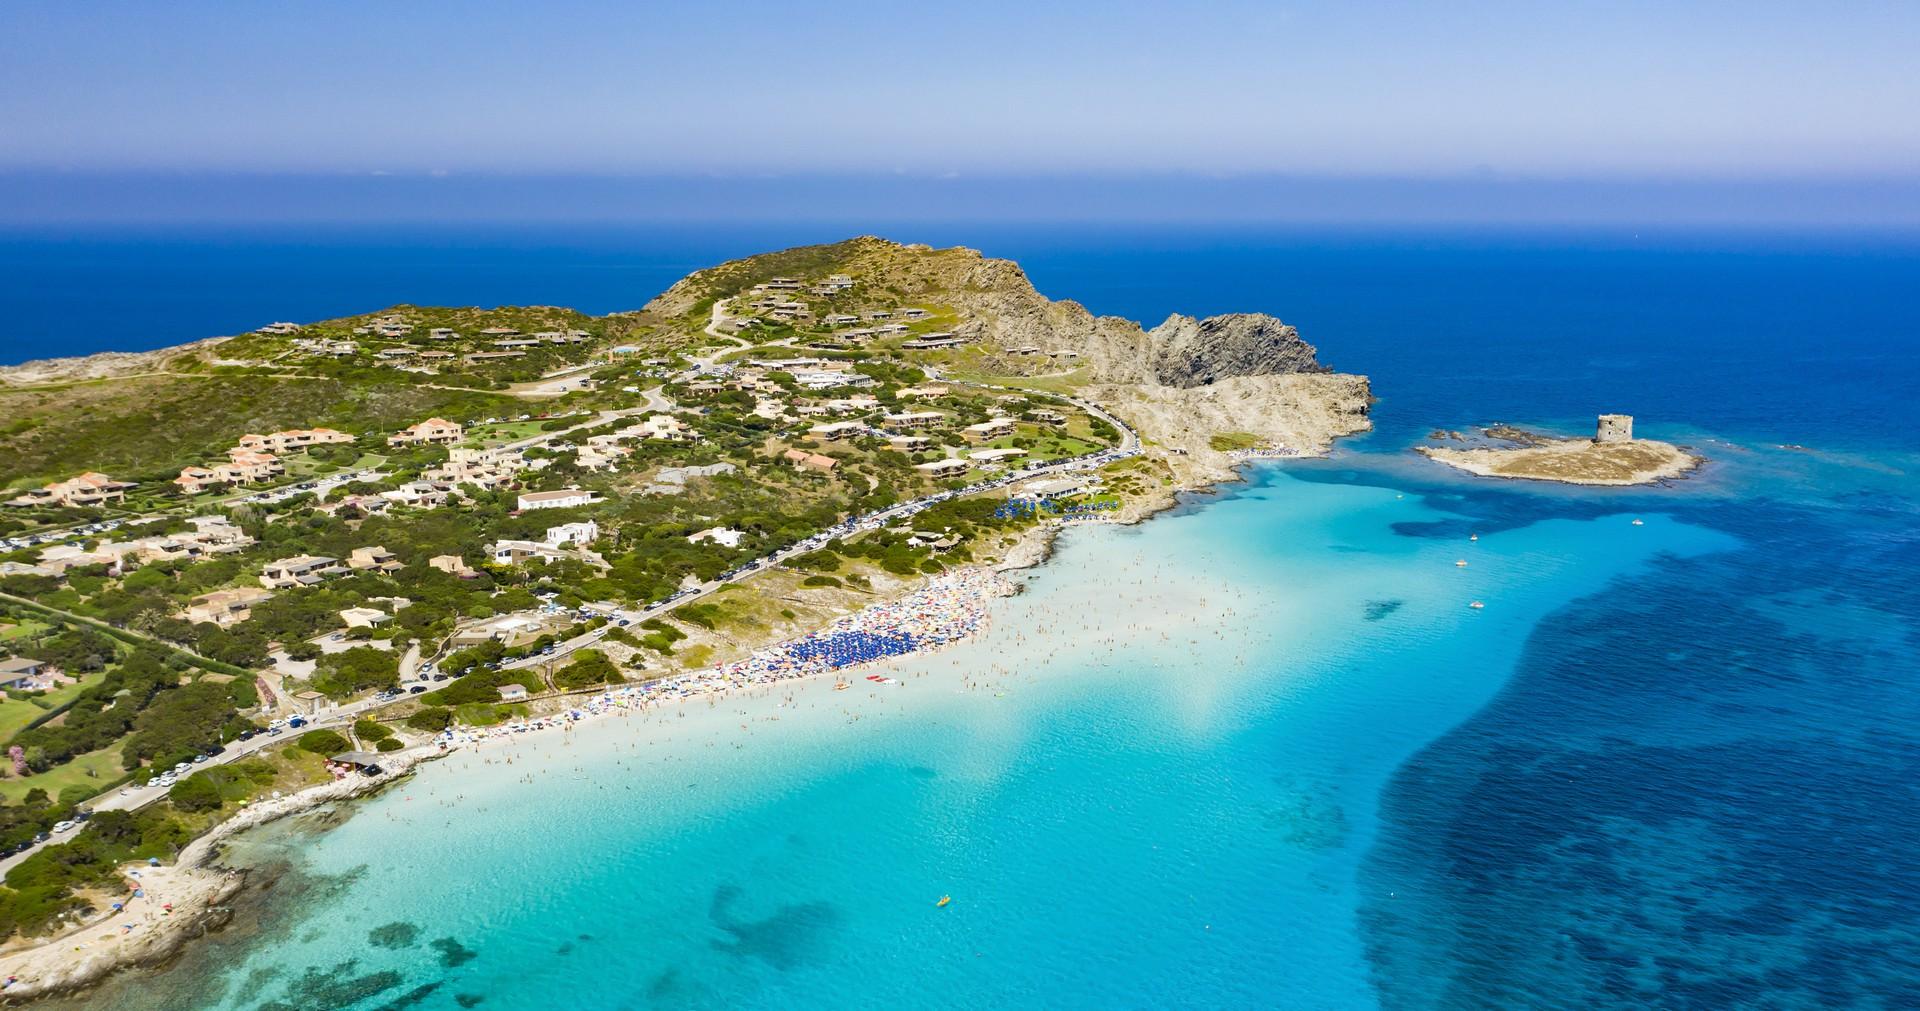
[936,895,952,908]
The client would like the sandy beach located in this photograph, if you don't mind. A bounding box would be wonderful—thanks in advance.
[0,749,435,1003]
[0,543,1052,1003]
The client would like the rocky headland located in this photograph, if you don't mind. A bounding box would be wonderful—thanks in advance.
[1416,416,1702,486]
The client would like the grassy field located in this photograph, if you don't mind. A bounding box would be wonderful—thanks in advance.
[0,746,124,803]
[0,372,516,487]
[0,689,80,744]
[1208,431,1264,452]
[469,420,550,444]
[0,619,53,643]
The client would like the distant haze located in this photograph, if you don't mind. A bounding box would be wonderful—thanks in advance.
[2,2,1917,225]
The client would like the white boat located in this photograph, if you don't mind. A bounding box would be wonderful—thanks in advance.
[1468,600,1485,609]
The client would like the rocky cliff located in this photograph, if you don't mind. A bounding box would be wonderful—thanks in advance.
[1140,313,1326,387]
[645,236,1343,388]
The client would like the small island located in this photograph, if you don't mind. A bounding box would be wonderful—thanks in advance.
[1416,414,1701,486]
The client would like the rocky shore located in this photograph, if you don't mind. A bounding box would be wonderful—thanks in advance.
[0,748,437,1004]
[1415,423,1702,487]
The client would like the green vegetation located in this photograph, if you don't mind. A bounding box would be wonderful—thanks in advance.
[296,729,350,754]
[1207,431,1263,452]
[553,650,622,690]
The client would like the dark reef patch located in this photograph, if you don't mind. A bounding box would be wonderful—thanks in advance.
[256,960,402,1011]
[1359,493,1920,1009]
[430,936,478,968]
[707,883,843,970]
[1363,599,1404,621]
[373,980,442,1011]
[366,921,420,949]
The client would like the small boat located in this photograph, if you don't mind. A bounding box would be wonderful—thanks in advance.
[866,674,884,682]
[1468,600,1485,609]
[936,895,952,908]
[1631,518,1645,526]
[1455,559,1468,567]
[1469,534,1479,542]
[878,677,901,686]
[833,679,850,691]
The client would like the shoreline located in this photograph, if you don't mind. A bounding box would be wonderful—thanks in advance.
[0,443,1318,1003]
[1415,439,1704,487]
[0,748,436,1003]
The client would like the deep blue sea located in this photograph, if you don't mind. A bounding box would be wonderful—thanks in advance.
[9,225,1919,1009]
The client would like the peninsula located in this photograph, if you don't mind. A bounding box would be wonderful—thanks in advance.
[1416,414,1702,486]
[0,238,1369,998]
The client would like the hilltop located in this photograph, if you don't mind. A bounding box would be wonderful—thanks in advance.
[1,237,1369,494]
[0,237,1373,980]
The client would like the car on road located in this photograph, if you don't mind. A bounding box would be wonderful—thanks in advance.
[51,820,76,834]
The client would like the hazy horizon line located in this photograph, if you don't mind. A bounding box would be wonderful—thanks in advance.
[6,170,1920,229]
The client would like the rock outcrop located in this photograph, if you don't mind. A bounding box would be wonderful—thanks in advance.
[1140,313,1326,387]
[645,236,1341,389]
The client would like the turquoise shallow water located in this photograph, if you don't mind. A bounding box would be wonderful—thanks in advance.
[76,465,1736,1010]
[22,229,1916,1008]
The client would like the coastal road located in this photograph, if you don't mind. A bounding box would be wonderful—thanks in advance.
[0,691,391,876]
[493,397,1142,674]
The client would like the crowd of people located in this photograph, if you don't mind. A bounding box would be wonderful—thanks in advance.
[435,568,1005,747]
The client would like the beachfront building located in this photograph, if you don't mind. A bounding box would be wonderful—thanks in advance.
[7,472,135,508]
[174,449,285,495]
[0,657,68,695]
[339,606,391,629]
[888,435,933,452]
[517,488,597,511]
[427,446,527,488]
[915,458,971,477]
[635,414,694,441]
[488,539,569,566]
[238,428,355,454]
[577,440,631,472]
[901,334,967,349]
[388,417,465,447]
[381,481,452,509]
[1028,409,1068,426]
[970,447,1029,464]
[347,545,403,573]
[964,417,1017,442]
[896,384,950,399]
[884,411,946,430]
[823,394,880,414]
[808,421,867,442]
[688,526,744,548]
[260,555,347,589]
[545,521,600,546]
[429,554,478,578]
[783,449,838,473]
[180,586,275,626]
[1014,476,1093,501]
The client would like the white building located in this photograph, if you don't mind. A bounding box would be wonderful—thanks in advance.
[517,488,597,511]
[545,521,600,546]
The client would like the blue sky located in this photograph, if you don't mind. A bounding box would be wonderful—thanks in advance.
[3,1,1918,223]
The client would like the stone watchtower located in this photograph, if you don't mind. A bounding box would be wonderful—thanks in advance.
[1596,414,1633,444]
